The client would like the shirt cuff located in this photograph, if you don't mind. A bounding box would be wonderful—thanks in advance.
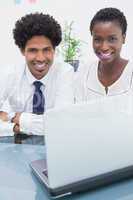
[19,112,45,135]
[0,120,14,136]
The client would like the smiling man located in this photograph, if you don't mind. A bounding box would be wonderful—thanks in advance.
[0,13,74,141]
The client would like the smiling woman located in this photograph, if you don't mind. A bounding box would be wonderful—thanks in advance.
[75,7,133,103]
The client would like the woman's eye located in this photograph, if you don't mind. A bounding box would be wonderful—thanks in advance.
[94,38,101,43]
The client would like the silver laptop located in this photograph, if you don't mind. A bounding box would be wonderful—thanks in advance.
[30,96,133,198]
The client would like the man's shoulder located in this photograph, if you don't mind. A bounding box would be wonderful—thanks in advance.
[0,64,14,75]
[1,62,25,74]
[0,65,16,85]
[53,58,74,74]
[0,63,26,87]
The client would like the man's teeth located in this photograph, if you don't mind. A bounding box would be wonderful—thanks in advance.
[35,64,46,68]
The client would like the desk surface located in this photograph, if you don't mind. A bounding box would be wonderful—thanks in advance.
[0,143,133,200]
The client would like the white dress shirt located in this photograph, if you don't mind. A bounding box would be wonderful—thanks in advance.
[1,58,74,135]
[75,59,133,102]
[0,65,16,108]
[0,65,17,136]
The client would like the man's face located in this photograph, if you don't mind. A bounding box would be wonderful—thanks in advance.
[22,36,55,79]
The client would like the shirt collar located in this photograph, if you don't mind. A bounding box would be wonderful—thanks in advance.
[25,63,54,86]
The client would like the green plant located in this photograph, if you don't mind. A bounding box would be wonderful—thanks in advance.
[61,21,82,61]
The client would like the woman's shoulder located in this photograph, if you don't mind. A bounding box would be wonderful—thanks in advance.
[76,59,98,77]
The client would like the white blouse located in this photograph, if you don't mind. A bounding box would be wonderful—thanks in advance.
[75,59,133,102]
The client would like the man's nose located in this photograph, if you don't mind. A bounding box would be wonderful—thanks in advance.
[36,51,45,61]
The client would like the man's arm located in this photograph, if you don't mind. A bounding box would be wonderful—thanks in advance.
[12,112,44,135]
[0,100,15,136]
[0,65,16,109]
[54,63,75,107]
[5,63,74,135]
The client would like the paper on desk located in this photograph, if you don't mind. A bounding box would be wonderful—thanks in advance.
[0,120,14,136]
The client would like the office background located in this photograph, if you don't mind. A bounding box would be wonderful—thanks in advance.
[0,0,132,66]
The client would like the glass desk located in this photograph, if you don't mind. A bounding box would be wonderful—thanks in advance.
[0,134,44,145]
[0,143,133,200]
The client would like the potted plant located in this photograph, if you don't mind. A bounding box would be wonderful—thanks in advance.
[60,21,82,72]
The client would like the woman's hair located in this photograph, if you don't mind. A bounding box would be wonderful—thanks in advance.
[13,12,62,49]
[90,7,127,35]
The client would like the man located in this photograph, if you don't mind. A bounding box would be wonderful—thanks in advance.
[0,13,74,142]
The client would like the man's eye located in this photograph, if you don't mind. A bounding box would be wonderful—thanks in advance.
[28,49,37,53]
[108,37,117,43]
[43,48,52,52]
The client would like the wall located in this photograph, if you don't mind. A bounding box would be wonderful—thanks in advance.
[0,0,132,66]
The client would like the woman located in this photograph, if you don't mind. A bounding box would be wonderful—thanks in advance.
[75,7,133,102]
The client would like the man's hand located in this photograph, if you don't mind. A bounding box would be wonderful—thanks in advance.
[13,124,20,134]
[11,112,21,124]
[0,111,8,121]
[12,113,21,134]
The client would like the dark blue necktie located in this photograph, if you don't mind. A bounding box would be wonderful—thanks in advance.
[33,81,45,114]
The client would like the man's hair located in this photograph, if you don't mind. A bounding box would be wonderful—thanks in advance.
[90,7,127,35]
[13,13,62,49]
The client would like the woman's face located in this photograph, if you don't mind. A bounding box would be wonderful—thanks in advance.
[91,21,126,64]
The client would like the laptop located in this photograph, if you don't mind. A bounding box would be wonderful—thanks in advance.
[30,95,133,198]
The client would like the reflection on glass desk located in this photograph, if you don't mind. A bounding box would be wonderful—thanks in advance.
[0,143,133,200]
[0,134,44,145]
